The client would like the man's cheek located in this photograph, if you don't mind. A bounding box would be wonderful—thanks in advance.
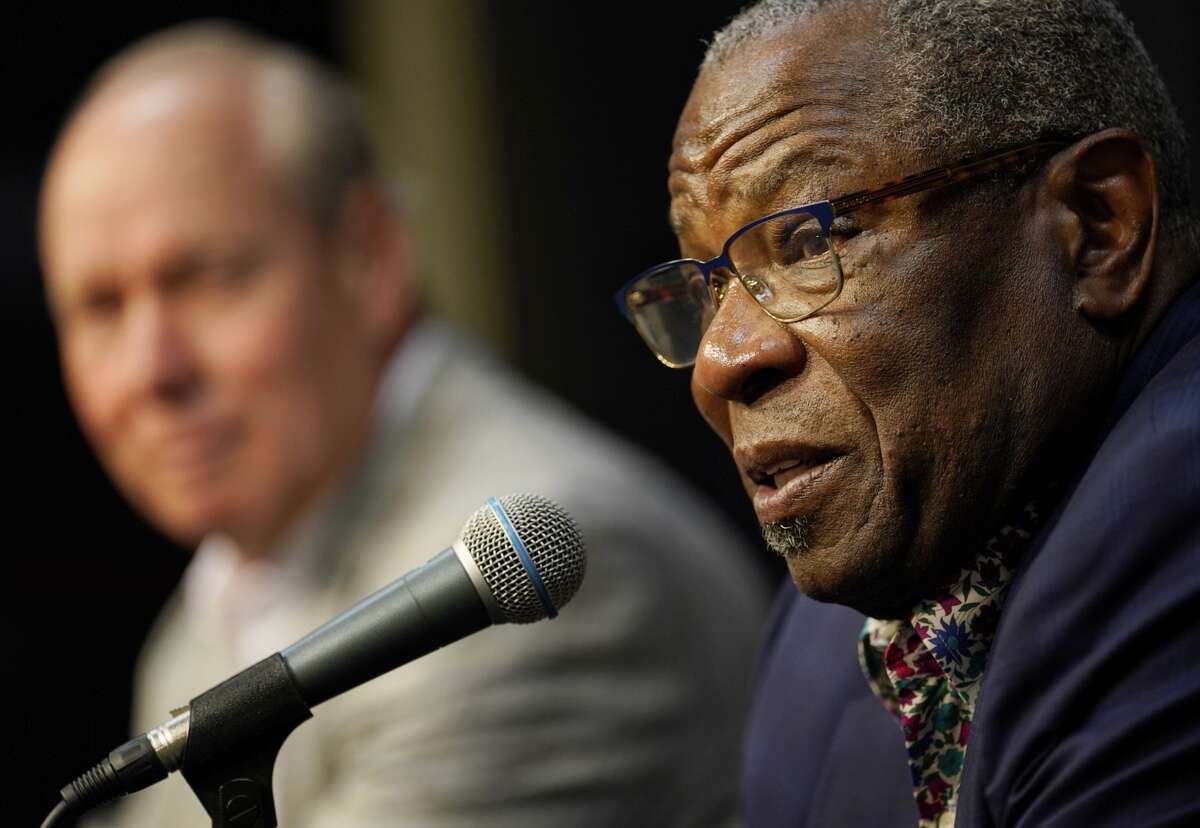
[66,372,121,458]
[690,379,734,448]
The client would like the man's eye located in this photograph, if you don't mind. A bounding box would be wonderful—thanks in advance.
[201,252,260,284]
[763,221,824,264]
[205,262,253,287]
[172,253,260,293]
[81,289,123,319]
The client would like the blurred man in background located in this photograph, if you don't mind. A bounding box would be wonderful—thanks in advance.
[39,22,767,827]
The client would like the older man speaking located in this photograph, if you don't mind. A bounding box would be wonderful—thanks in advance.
[39,22,767,828]
[616,0,1200,825]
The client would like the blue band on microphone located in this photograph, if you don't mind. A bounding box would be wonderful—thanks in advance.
[487,496,558,619]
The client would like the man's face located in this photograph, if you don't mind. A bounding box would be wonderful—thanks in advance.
[672,16,1076,615]
[41,74,380,552]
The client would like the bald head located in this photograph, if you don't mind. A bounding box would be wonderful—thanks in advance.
[56,22,376,228]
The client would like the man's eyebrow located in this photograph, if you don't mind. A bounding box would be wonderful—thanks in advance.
[665,141,852,238]
[734,144,849,206]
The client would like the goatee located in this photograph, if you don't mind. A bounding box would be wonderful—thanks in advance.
[761,517,813,559]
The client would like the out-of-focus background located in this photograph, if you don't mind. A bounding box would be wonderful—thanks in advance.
[3,2,1197,823]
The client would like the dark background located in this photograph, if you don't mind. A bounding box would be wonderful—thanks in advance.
[3,3,1197,824]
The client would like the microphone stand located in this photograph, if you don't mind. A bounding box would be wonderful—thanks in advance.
[179,654,312,828]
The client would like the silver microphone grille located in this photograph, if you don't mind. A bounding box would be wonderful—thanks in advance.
[458,493,587,624]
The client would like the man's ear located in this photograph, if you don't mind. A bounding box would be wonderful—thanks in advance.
[1043,128,1159,322]
[332,182,419,356]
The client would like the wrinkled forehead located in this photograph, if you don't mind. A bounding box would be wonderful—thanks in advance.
[668,11,903,233]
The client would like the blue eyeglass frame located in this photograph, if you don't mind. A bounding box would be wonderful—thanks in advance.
[614,140,1070,367]
[612,200,836,324]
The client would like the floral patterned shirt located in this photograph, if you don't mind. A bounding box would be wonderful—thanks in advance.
[858,498,1052,827]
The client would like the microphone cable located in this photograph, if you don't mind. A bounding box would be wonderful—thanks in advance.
[40,799,73,828]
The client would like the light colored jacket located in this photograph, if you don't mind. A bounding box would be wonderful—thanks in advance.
[98,327,767,827]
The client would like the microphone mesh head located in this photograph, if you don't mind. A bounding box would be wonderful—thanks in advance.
[459,493,587,624]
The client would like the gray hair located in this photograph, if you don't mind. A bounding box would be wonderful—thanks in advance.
[706,0,1196,241]
[762,518,813,559]
[75,21,377,226]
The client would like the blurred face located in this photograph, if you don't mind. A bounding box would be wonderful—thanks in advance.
[673,17,1079,616]
[41,74,383,554]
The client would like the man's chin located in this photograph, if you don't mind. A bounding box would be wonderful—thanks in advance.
[143,494,240,548]
[779,538,917,620]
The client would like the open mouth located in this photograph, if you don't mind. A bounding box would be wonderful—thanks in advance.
[741,446,848,524]
[745,448,845,490]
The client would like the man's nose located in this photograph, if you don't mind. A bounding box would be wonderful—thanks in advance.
[126,298,201,405]
[692,279,807,404]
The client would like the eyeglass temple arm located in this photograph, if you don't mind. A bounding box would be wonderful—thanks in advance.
[829,141,1068,215]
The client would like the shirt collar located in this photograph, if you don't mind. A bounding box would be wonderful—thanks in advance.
[1106,278,1200,433]
[858,492,1055,827]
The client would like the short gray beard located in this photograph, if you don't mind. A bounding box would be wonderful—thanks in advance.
[761,518,813,560]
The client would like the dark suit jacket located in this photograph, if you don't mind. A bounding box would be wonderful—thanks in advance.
[742,282,1200,827]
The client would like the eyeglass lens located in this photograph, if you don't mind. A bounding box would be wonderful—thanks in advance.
[624,210,841,366]
[625,262,715,368]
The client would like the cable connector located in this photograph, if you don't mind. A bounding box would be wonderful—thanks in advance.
[60,734,167,811]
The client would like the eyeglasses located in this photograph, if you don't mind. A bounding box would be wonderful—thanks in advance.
[614,140,1067,368]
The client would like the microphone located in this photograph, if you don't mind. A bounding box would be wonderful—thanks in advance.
[53,493,586,823]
